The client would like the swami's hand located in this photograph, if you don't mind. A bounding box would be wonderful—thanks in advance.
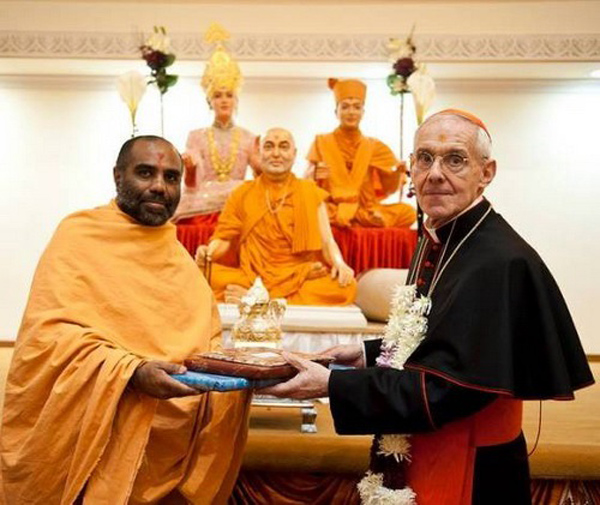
[259,352,331,400]
[322,344,365,368]
[331,261,354,287]
[130,360,202,399]
[195,245,209,268]
[314,162,330,181]
[370,210,386,227]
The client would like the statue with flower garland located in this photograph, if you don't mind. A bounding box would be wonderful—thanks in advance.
[173,23,260,226]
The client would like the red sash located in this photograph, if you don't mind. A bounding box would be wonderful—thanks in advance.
[406,398,523,504]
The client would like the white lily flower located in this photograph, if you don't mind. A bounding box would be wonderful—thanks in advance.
[117,71,147,128]
[407,65,436,124]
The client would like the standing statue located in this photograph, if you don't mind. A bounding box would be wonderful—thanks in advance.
[174,24,260,224]
[306,78,416,229]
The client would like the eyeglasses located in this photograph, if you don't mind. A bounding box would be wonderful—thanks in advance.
[412,151,469,174]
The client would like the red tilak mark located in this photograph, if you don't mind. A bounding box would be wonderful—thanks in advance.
[157,153,165,161]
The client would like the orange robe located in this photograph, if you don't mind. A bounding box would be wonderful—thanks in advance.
[1,201,251,505]
[210,175,356,305]
[307,127,416,228]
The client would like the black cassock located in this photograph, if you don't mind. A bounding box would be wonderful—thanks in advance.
[329,199,593,505]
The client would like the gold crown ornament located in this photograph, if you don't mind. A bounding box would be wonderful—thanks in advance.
[201,23,243,98]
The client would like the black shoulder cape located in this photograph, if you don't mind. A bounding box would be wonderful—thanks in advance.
[405,199,594,400]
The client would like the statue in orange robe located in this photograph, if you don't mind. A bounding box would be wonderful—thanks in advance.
[197,128,357,305]
[306,78,416,228]
[1,137,250,504]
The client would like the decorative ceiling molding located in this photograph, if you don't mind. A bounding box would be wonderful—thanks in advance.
[3,74,598,94]
[1,31,599,62]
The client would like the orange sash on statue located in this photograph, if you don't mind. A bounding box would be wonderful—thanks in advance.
[210,176,357,304]
[309,129,402,227]
[315,133,374,226]
[218,175,323,255]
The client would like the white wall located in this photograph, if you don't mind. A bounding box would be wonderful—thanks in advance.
[1,0,599,353]
[1,72,599,355]
[436,80,600,357]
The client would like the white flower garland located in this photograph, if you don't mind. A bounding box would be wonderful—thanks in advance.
[357,472,417,505]
[357,284,431,505]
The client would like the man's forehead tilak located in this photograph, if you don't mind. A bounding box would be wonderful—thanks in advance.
[263,129,295,146]
[134,141,181,170]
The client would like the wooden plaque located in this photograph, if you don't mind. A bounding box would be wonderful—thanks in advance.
[184,347,334,379]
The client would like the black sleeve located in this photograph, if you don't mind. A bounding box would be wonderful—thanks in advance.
[329,367,497,435]
[364,339,382,367]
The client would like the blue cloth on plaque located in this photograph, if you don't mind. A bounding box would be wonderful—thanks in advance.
[171,371,284,392]
[328,364,355,371]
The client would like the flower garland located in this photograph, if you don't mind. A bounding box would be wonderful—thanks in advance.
[357,284,431,505]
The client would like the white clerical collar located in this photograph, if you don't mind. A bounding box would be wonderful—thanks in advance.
[425,196,484,243]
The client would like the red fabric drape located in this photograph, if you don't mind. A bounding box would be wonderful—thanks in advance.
[530,480,600,505]
[176,219,417,275]
[175,213,219,257]
[229,471,360,505]
[228,474,600,505]
[331,226,417,274]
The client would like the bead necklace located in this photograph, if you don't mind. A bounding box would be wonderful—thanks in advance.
[265,178,292,214]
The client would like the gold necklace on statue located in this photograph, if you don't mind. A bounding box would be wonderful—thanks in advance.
[207,126,241,182]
